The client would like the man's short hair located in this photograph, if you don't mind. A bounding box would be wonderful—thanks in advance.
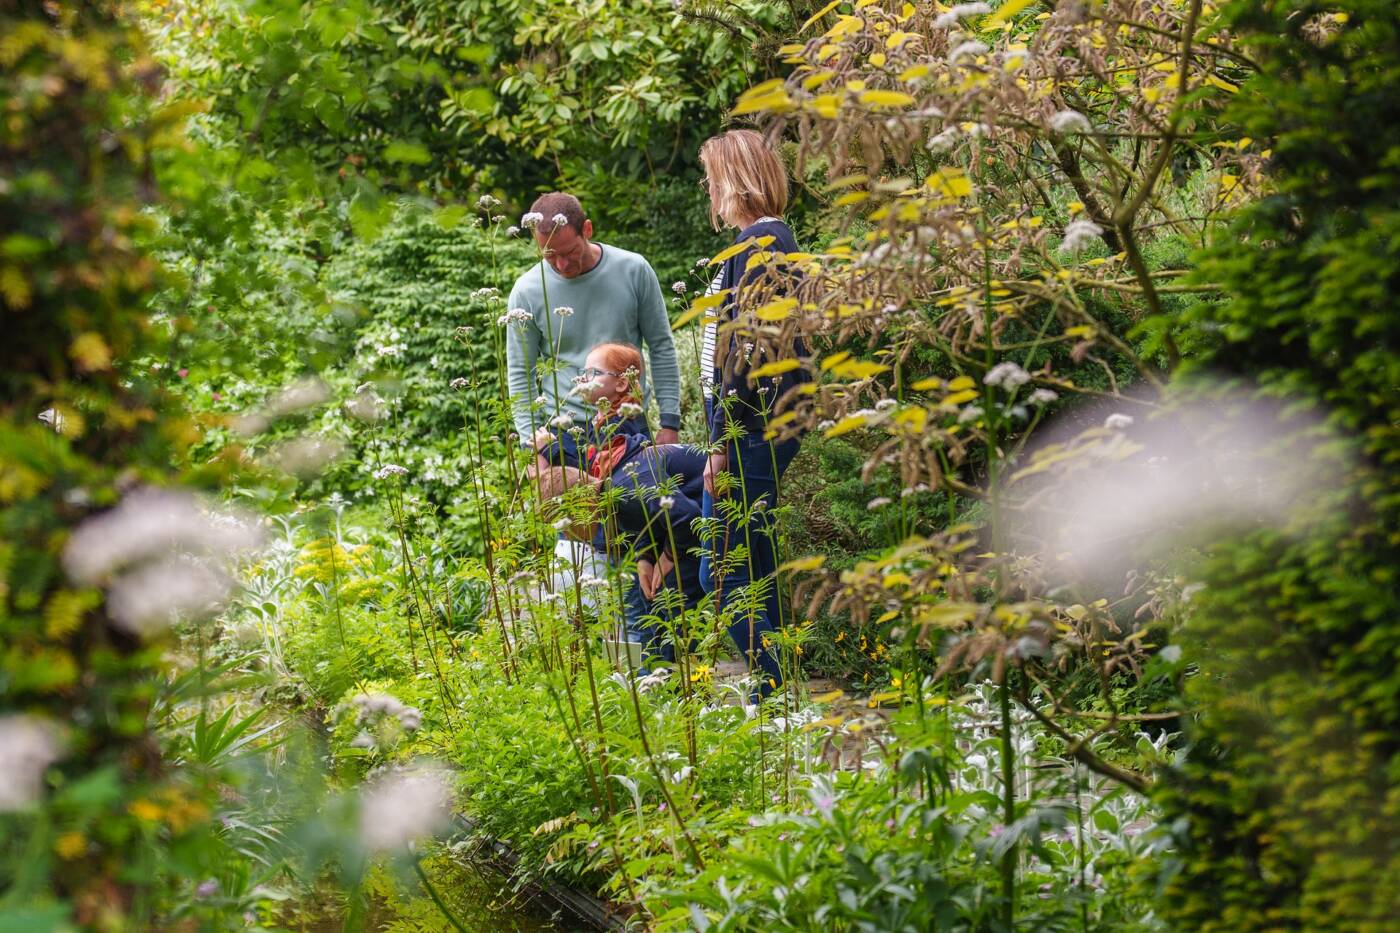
[529,461,593,501]
[530,192,586,235]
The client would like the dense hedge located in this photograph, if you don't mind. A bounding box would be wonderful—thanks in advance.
[1157,3,1400,928]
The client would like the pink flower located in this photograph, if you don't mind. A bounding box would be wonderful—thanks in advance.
[178,368,189,379]
[211,392,222,402]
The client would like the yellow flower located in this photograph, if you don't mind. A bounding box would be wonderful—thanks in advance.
[690,664,712,684]
[128,799,163,822]
[55,832,86,859]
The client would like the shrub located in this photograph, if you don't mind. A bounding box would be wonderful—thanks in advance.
[1154,3,1400,929]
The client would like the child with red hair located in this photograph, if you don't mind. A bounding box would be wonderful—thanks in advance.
[534,341,651,477]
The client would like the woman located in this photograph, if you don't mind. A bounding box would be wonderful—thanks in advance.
[696,128,810,698]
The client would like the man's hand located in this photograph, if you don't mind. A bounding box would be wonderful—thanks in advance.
[637,558,658,601]
[703,451,728,497]
[655,427,680,446]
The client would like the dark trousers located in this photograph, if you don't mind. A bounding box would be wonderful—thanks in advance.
[699,419,800,697]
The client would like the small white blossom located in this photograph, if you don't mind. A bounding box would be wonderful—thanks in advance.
[1030,388,1059,405]
[553,305,574,317]
[550,212,569,228]
[934,2,991,29]
[0,716,62,811]
[957,405,983,424]
[552,518,573,532]
[1060,218,1103,255]
[506,225,521,237]
[658,495,675,511]
[550,412,577,429]
[520,211,545,229]
[578,574,609,590]
[472,286,499,299]
[693,257,709,269]
[373,464,409,480]
[984,361,1031,389]
[949,40,990,63]
[358,762,452,853]
[927,126,959,152]
[477,194,500,210]
[1049,109,1093,135]
[617,402,643,419]
[1104,413,1135,431]
[498,307,533,327]
[533,395,549,407]
[671,281,687,295]
[449,377,468,390]
[866,496,893,510]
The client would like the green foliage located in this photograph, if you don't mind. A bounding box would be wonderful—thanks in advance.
[0,1,230,922]
[1155,3,1400,929]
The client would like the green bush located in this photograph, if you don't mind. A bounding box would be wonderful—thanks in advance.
[1155,3,1400,929]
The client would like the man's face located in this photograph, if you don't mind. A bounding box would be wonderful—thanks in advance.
[535,219,595,278]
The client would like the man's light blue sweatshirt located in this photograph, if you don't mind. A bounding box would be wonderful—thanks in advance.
[505,244,680,440]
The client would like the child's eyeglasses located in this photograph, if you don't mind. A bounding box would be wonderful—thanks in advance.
[576,367,620,380]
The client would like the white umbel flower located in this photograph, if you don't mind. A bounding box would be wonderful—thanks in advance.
[933,2,991,28]
[1049,109,1093,135]
[1060,218,1103,255]
[617,402,643,418]
[553,305,574,317]
[358,762,452,853]
[550,212,569,228]
[0,715,62,812]
[520,211,545,229]
[984,361,1032,389]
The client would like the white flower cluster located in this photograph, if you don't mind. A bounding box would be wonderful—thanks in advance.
[577,574,609,590]
[449,377,468,390]
[477,194,500,210]
[63,487,262,638]
[617,401,643,418]
[506,225,521,237]
[351,691,422,732]
[1104,413,1135,431]
[1029,388,1059,405]
[358,761,452,854]
[373,464,409,480]
[550,212,569,228]
[1049,109,1093,135]
[0,715,62,812]
[550,412,577,429]
[658,495,676,511]
[984,361,1032,389]
[671,281,687,295]
[497,307,533,327]
[472,286,499,300]
[520,211,545,229]
[1060,218,1104,255]
[553,305,574,317]
[933,2,991,29]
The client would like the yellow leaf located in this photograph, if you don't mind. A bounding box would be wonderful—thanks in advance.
[672,290,728,330]
[886,31,913,49]
[943,388,980,405]
[868,52,887,67]
[831,360,890,380]
[876,609,899,623]
[708,236,774,266]
[909,376,942,391]
[799,0,842,33]
[859,89,916,108]
[809,93,841,118]
[780,554,827,573]
[734,80,793,115]
[986,0,1037,26]
[947,375,975,391]
[899,63,931,81]
[834,191,868,207]
[1064,324,1096,338]
[802,69,838,91]
[754,297,798,321]
[821,351,852,371]
[750,358,802,378]
[812,688,845,704]
[927,167,973,198]
[824,413,868,438]
[69,332,111,372]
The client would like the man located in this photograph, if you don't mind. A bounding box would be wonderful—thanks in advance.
[505,193,681,445]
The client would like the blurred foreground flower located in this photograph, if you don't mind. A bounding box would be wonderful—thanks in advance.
[0,715,62,811]
[62,487,262,637]
[358,761,452,853]
[1013,387,1340,581]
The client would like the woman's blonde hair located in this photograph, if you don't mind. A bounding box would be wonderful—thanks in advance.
[699,129,789,230]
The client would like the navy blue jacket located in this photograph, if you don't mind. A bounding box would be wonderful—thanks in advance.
[709,218,813,444]
[592,443,707,607]
[538,413,650,473]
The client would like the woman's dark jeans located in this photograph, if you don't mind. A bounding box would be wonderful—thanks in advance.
[699,421,800,698]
